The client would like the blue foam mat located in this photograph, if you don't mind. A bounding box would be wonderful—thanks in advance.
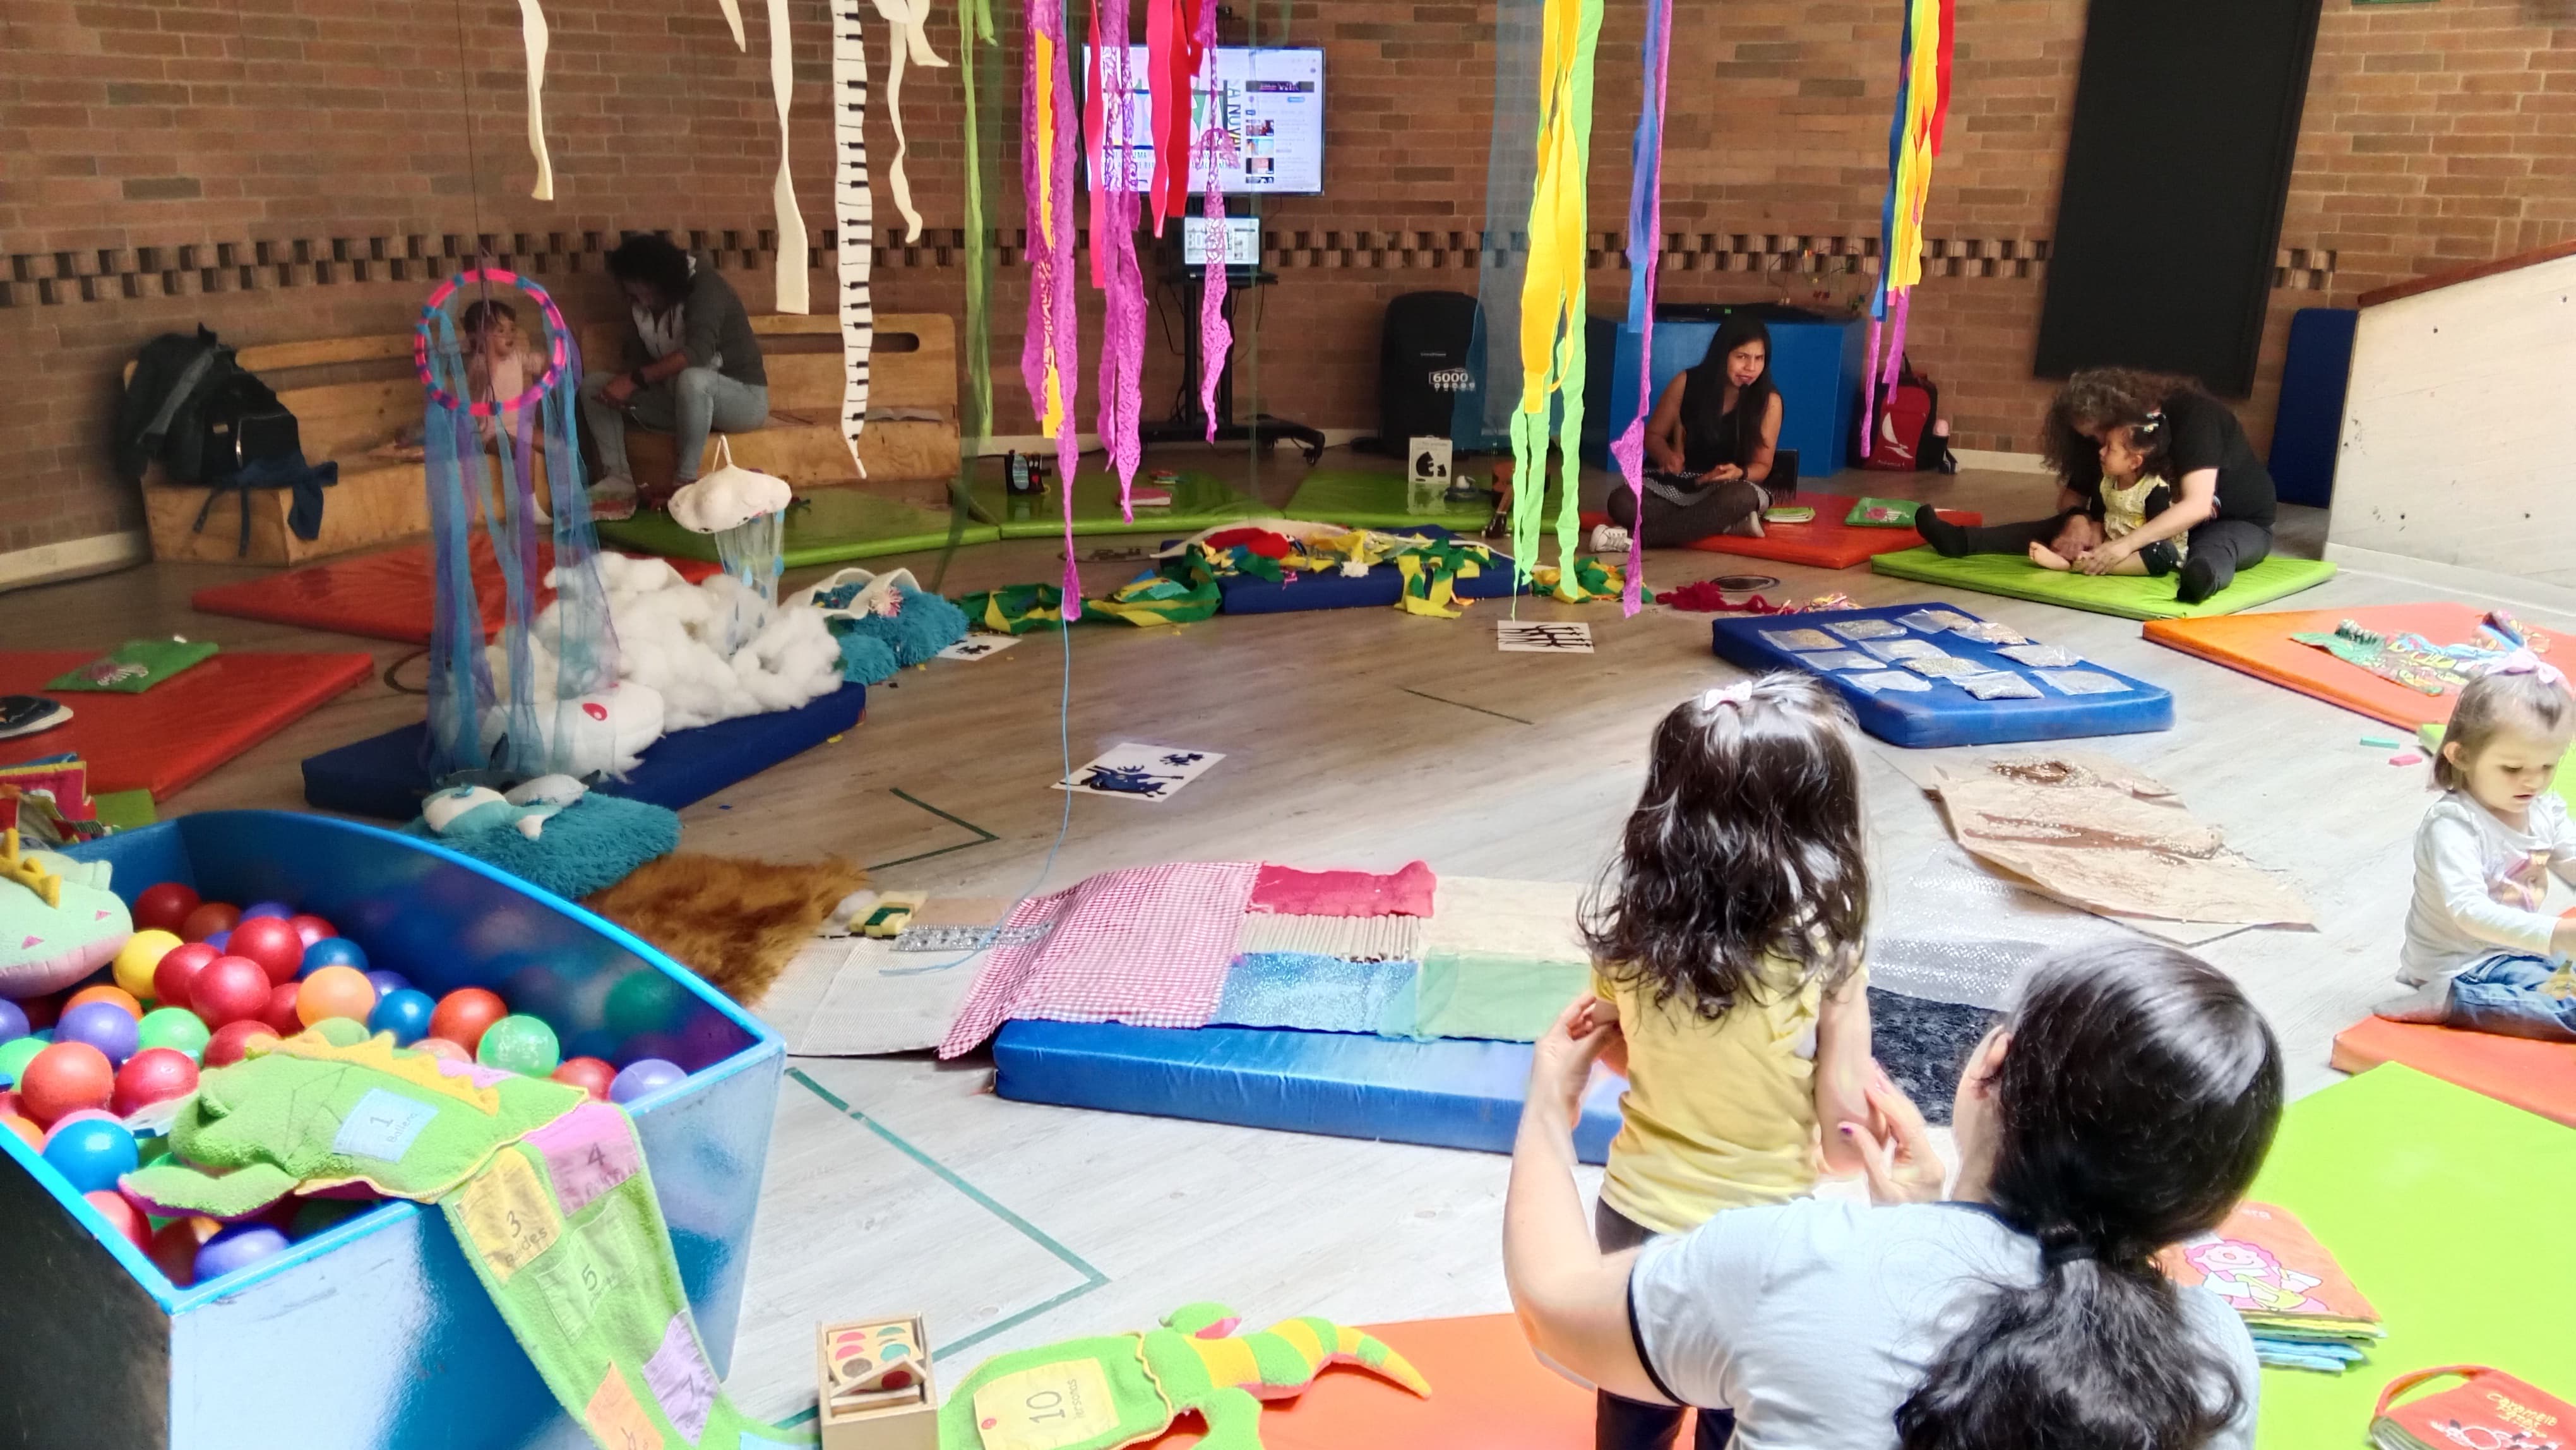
[991,1019,1625,1160]
[301,683,867,821]
[1709,602,2173,748]
[1215,527,1525,616]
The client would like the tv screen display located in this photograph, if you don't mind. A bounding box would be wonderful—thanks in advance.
[1082,46,1324,196]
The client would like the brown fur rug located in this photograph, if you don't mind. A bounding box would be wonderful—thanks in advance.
[584,853,868,1005]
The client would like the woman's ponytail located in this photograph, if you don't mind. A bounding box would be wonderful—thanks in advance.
[1895,944,2282,1450]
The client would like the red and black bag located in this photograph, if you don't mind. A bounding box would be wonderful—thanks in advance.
[1860,357,1952,473]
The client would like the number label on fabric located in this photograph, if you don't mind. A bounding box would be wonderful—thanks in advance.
[333,1089,438,1163]
[971,1361,1121,1450]
[642,1312,720,1444]
[585,1364,666,1450]
[528,1103,641,1218]
[456,1149,562,1280]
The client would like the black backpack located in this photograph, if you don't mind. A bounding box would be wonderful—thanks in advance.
[114,327,302,488]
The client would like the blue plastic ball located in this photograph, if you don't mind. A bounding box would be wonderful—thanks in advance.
[56,1002,140,1067]
[298,937,369,978]
[363,969,412,1000]
[194,1223,290,1282]
[239,901,294,921]
[203,930,229,952]
[367,989,437,1046]
[40,1116,139,1195]
[0,998,27,1045]
[609,1057,686,1105]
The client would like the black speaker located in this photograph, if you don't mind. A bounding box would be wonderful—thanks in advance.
[1378,291,1481,448]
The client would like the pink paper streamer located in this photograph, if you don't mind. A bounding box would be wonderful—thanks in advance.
[1857,314,1883,461]
[1194,2,1231,438]
[1022,0,1083,615]
[1093,3,1145,520]
[1614,0,1674,616]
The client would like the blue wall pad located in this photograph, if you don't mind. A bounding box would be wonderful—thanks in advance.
[1710,601,2173,748]
[302,683,867,821]
[2270,307,2358,508]
[992,1019,1625,1161]
[1596,313,1867,477]
[1217,528,1525,616]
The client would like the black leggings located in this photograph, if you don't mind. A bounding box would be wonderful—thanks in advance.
[1595,1200,1736,1450]
[1919,509,2274,604]
[1605,481,1767,549]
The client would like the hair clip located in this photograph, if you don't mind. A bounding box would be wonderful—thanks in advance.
[2133,411,2165,434]
[2478,648,2567,690]
[1699,681,1756,712]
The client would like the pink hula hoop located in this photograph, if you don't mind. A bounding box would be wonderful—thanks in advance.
[413,268,571,417]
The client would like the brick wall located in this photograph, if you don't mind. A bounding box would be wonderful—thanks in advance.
[6,0,2573,552]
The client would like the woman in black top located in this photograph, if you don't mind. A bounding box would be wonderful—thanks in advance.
[1914,368,2277,604]
[1606,315,1794,547]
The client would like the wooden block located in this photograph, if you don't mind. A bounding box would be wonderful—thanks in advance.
[144,462,429,566]
[818,1315,937,1450]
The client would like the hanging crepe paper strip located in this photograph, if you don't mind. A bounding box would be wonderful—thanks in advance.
[958,0,999,446]
[1193,4,1231,439]
[1607,0,1673,616]
[1508,0,1604,601]
[1859,0,1953,457]
[715,0,747,47]
[516,0,554,200]
[1148,0,1208,236]
[1088,3,1147,517]
[765,0,811,314]
[832,0,875,473]
[871,0,949,243]
[1024,0,1084,613]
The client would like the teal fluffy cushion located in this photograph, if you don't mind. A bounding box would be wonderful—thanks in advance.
[403,794,681,900]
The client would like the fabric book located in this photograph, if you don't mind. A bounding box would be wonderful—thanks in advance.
[2370,1365,2572,1450]
[2161,1201,2383,1372]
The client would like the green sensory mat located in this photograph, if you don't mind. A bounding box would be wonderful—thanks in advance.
[1868,548,2337,620]
[969,469,1268,539]
[2246,1065,2576,1448]
[597,488,996,569]
[1284,469,1501,530]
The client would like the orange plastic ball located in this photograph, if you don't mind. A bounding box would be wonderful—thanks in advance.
[427,988,507,1053]
[296,966,378,1028]
[3,1115,40,1150]
[65,985,143,1021]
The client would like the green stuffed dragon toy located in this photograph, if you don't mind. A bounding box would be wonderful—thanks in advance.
[939,1302,1429,1450]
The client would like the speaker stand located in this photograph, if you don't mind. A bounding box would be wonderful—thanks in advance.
[1141,267,1325,464]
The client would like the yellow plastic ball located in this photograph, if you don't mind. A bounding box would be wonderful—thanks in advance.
[113,929,184,1002]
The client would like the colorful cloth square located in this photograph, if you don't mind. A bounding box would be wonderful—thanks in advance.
[1213,952,1421,1035]
[1248,860,1438,916]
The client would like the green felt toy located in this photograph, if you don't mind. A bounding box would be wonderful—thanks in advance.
[1,827,134,1000]
[938,1302,1428,1450]
[1844,497,1923,527]
[47,637,220,693]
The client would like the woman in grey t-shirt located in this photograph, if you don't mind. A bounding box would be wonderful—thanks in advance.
[1503,942,2281,1450]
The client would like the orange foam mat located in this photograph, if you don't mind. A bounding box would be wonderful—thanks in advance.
[2142,602,2521,731]
[0,649,372,799]
[1582,492,1979,570]
[191,540,719,645]
[1135,1314,1598,1450]
[2331,1015,2576,1129]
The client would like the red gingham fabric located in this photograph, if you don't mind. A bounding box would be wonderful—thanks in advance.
[938,861,1260,1057]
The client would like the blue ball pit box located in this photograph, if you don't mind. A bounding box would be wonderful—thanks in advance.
[1709,601,2174,748]
[0,811,785,1450]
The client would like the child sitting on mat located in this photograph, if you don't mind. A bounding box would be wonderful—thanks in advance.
[1577,672,1874,1450]
[2377,659,2576,1041]
[2027,417,2184,578]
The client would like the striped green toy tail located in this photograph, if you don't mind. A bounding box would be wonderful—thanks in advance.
[1246,1318,1431,1398]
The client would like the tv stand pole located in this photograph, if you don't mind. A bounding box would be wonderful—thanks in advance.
[1140,267,1326,464]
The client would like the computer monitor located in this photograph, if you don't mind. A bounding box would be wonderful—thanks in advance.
[1181,215,1262,269]
[1082,46,1325,196]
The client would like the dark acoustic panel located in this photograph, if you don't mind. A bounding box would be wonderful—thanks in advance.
[2034,0,2325,396]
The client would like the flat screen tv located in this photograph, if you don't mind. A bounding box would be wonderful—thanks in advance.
[1081,45,1325,196]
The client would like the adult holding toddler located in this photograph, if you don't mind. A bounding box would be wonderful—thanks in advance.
[1914,368,2277,605]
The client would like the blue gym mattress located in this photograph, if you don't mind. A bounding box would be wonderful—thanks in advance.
[301,683,867,821]
[1709,602,2172,748]
[1215,528,1525,616]
[991,1019,1625,1161]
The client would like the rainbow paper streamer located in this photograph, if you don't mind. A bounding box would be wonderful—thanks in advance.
[1858,0,1953,458]
[1508,0,1604,601]
[1607,0,1672,616]
[1023,4,1083,614]
[1148,0,1207,235]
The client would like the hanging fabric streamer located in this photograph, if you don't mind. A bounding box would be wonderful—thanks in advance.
[516,0,554,201]
[1457,0,1543,451]
[1195,0,1231,439]
[1858,0,1953,457]
[766,0,810,313]
[1507,0,1604,600]
[715,0,748,47]
[1088,0,1147,517]
[1024,0,1083,613]
[1147,0,1208,235]
[1607,0,1672,616]
[958,0,999,446]
[870,0,950,243]
[832,0,876,473]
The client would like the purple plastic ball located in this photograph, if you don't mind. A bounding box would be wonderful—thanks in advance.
[204,930,230,952]
[298,937,369,978]
[363,969,412,1000]
[0,998,27,1045]
[608,1057,686,1105]
[56,1002,141,1067]
[239,901,295,921]
[40,1115,138,1195]
[194,1223,290,1282]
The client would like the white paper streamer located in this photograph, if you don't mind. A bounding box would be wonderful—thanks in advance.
[518,0,553,200]
[715,0,747,48]
[768,0,809,313]
[832,0,874,470]
[868,0,949,243]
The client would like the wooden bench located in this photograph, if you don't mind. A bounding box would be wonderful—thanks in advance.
[575,313,959,491]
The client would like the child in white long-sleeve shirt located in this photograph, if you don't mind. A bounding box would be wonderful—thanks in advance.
[2379,661,2576,1040]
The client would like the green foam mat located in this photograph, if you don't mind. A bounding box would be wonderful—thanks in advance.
[1284,469,1501,530]
[2248,1065,2575,1446]
[596,488,995,568]
[969,469,1268,538]
[1868,548,2337,620]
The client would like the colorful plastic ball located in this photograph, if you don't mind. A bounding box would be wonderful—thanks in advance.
[363,969,412,1000]
[205,931,230,952]
[297,966,377,1028]
[551,1056,616,1101]
[83,1189,152,1249]
[16,991,63,1031]
[297,937,369,978]
[609,1057,686,1105]
[151,942,219,1012]
[204,1019,279,1067]
[178,901,241,944]
[147,1217,215,1285]
[194,1223,289,1282]
[287,914,338,949]
[111,1048,200,1116]
[41,1106,121,1141]
[0,1088,16,1117]
[112,930,184,1002]
[18,1041,114,1125]
[411,1036,470,1065]
[188,957,273,1029]
[604,971,688,1040]
[475,1014,561,1077]
[133,882,201,935]
[240,901,294,921]
[258,983,306,1036]
[226,916,307,986]
[0,1036,44,1088]
[428,988,508,1053]
[56,1002,141,1067]
[367,988,437,1045]
[0,998,26,1046]
[40,1114,138,1194]
[66,985,143,1021]
[3,1115,39,1149]
[136,1006,211,1061]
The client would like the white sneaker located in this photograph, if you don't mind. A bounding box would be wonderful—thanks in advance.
[1589,524,1631,554]
[587,475,638,522]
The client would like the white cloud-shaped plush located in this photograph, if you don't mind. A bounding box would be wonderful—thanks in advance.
[668,461,793,534]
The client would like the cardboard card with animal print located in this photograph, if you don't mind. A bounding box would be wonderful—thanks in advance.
[2160,1201,2380,1329]
[938,635,1023,662]
[1056,743,1226,802]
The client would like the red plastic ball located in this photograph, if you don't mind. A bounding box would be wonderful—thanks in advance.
[550,1056,617,1101]
[133,882,201,936]
[178,902,242,945]
[84,1189,152,1249]
[287,914,338,949]
[111,1048,200,1116]
[152,942,220,1011]
[256,982,306,1036]
[17,1041,115,1126]
[15,990,64,1031]
[188,957,273,1029]
[204,1019,280,1067]
[427,988,508,1054]
[147,1217,215,1286]
[225,916,307,986]
[411,1036,470,1064]
[0,1089,17,1118]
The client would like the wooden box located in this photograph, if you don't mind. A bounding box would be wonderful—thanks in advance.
[818,1314,939,1450]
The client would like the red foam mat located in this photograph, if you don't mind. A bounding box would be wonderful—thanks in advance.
[2332,1016,2576,1129]
[191,541,719,645]
[1,650,373,800]
[2142,602,2525,731]
[1582,491,1980,570]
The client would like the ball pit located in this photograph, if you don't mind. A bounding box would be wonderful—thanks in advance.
[367,988,436,1045]
[412,1036,470,1064]
[551,1055,616,1101]
[177,901,241,944]
[56,1002,140,1067]
[287,913,337,949]
[84,1189,153,1250]
[475,1014,561,1077]
[203,1019,279,1067]
[609,1057,686,1105]
[297,936,368,977]
[297,966,377,1028]
[65,985,142,1021]
[112,1048,200,1116]
[363,968,412,1000]
[194,1223,289,1282]
[150,940,218,1011]
[131,880,200,934]
[257,983,306,1036]
[4,1115,40,1149]
[0,1035,45,1088]
[239,901,294,921]
[111,930,181,1000]
[146,1215,215,1285]
[0,997,26,1044]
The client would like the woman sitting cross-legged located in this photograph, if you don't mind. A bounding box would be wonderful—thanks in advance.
[1606,315,1796,548]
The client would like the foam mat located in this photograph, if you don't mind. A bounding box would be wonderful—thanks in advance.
[1869,548,2337,620]
[190,539,722,645]
[969,470,1269,539]
[597,487,994,569]
[1282,469,1501,531]
[1679,491,1983,570]
[2330,1015,2576,1129]
[2143,602,2505,731]
[0,650,372,800]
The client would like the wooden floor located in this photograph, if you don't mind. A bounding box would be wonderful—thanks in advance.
[6,450,2535,1420]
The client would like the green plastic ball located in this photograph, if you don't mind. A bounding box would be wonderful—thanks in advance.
[602,971,684,1040]
[0,1036,45,1088]
[136,1007,212,1062]
[307,1017,369,1048]
[474,1014,561,1077]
